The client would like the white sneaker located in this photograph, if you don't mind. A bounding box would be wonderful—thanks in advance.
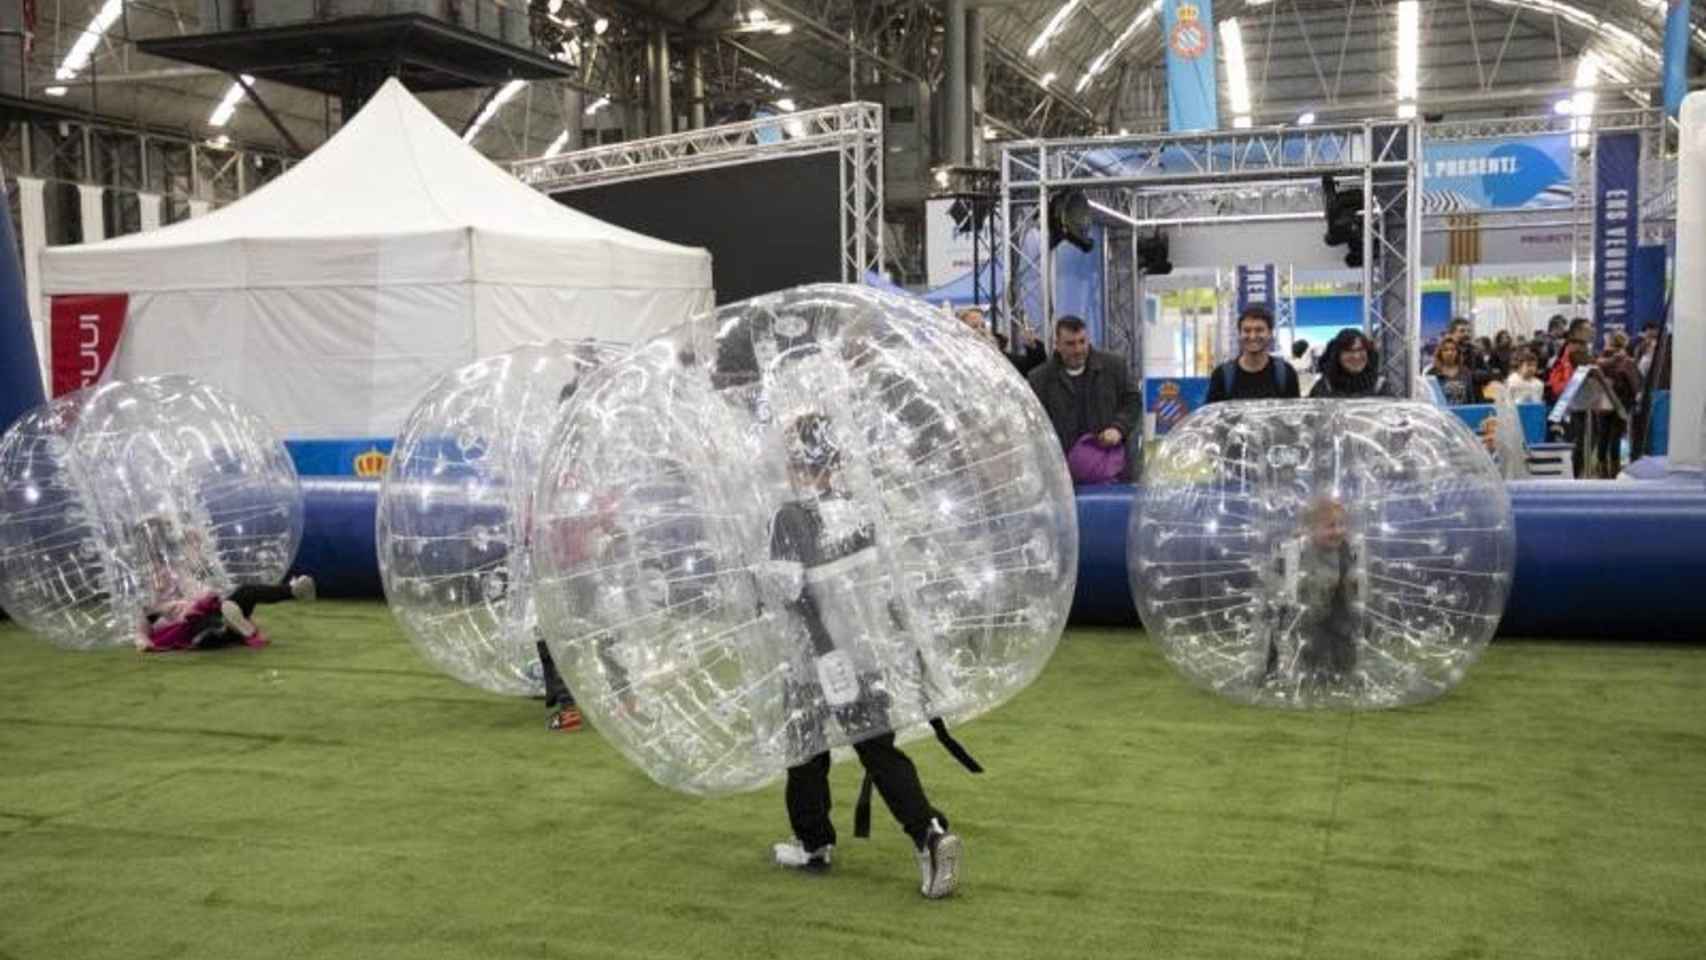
[220,600,258,639]
[915,819,961,899]
[772,839,833,873]
[289,575,316,602]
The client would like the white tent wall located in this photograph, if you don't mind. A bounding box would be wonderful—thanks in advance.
[37,79,713,453]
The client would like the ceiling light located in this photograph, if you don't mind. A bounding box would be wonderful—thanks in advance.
[772,22,792,34]
[545,130,571,157]
[1554,97,1575,115]
[1396,1,1420,102]
[749,8,768,24]
[775,98,797,112]
[1220,18,1251,116]
[593,17,609,34]
[208,74,257,127]
[1297,111,1317,125]
[1397,102,1418,118]
[584,95,611,116]
[1027,0,1084,58]
[1232,115,1252,128]
[44,86,67,97]
[55,0,124,82]
[463,79,527,143]
[1041,72,1057,86]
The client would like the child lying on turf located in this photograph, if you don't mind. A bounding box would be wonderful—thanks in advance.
[130,515,316,652]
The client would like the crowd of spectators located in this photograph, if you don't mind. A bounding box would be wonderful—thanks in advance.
[957,302,1670,485]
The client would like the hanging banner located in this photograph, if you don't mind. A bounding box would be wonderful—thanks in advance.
[1593,132,1640,346]
[49,294,128,397]
[1664,0,1692,118]
[1163,0,1218,132]
[1234,263,1275,316]
[1421,134,1573,212]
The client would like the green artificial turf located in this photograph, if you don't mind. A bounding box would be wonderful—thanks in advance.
[3,602,1705,960]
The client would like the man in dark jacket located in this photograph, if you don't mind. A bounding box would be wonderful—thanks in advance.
[1025,316,1141,467]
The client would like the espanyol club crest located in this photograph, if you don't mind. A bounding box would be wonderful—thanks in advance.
[1170,3,1210,60]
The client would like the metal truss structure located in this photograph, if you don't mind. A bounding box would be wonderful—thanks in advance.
[1000,119,1422,398]
[511,101,883,284]
[1,105,293,240]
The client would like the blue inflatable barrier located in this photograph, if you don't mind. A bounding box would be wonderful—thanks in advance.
[0,181,45,437]
[292,477,1706,640]
[290,478,383,598]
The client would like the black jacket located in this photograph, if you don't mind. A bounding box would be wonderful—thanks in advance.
[1025,349,1141,452]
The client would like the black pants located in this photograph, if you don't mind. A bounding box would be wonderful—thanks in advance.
[1594,413,1626,478]
[188,583,294,649]
[536,641,574,709]
[786,732,943,852]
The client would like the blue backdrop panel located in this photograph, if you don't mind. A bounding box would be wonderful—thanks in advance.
[0,183,45,436]
[290,478,383,598]
[1450,403,1547,444]
[1295,291,1452,347]
[287,438,395,477]
[1068,482,1706,639]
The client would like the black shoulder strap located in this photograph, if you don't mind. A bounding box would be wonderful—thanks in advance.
[852,718,983,841]
[1221,361,1236,396]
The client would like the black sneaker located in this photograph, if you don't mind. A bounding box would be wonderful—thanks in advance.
[773,839,833,874]
[915,819,962,899]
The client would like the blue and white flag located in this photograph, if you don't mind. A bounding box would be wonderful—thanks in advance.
[1163,0,1218,132]
[1664,0,1692,118]
[1593,132,1641,347]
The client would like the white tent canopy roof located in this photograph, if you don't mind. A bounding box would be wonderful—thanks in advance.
[41,78,711,293]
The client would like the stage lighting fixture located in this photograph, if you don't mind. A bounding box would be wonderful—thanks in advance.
[1048,189,1094,253]
[1320,175,1366,268]
[1136,231,1172,275]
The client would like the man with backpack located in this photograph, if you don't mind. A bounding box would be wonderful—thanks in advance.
[1205,305,1301,404]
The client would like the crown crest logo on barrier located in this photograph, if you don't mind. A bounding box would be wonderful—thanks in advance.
[354,447,390,478]
[1170,3,1210,60]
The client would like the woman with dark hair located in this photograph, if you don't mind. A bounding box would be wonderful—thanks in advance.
[1489,331,1514,379]
[1308,329,1396,398]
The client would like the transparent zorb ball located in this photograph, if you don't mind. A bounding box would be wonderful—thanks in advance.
[530,284,1078,794]
[378,340,624,695]
[1130,400,1514,709]
[0,376,302,649]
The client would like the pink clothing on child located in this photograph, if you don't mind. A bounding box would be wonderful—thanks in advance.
[141,593,222,652]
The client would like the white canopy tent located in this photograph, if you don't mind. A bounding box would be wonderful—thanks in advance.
[39,78,713,441]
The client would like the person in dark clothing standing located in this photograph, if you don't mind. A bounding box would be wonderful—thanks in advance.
[1204,305,1301,404]
[768,414,963,900]
[1309,329,1396,398]
[1025,316,1141,468]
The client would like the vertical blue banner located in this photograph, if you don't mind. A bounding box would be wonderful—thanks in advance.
[1234,263,1275,316]
[1592,132,1641,346]
[1630,245,1668,333]
[1163,0,1219,132]
[1664,0,1692,118]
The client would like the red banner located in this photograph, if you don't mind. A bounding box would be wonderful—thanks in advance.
[50,294,129,397]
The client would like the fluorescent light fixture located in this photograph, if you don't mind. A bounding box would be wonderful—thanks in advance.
[208,74,257,128]
[1396,1,1420,102]
[1027,0,1084,58]
[1220,18,1251,116]
[593,17,609,34]
[55,0,125,82]
[1572,52,1599,149]
[584,95,611,116]
[749,8,768,24]
[1041,72,1057,86]
[1118,127,1130,135]
[1232,115,1253,128]
[1297,111,1316,125]
[463,79,527,143]
[545,130,571,157]
[1084,0,1161,81]
[548,0,564,12]
[772,22,792,34]
[44,86,67,97]
[208,135,231,149]
[1397,101,1418,118]
[1554,97,1575,115]
[775,98,797,112]
[750,70,787,91]
[1075,73,1093,93]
